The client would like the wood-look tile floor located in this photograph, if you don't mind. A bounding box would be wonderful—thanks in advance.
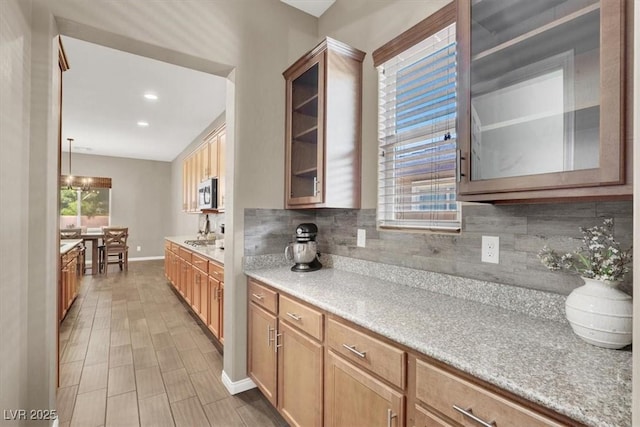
[58,260,288,427]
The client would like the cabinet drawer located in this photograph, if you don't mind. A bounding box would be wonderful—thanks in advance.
[179,247,192,263]
[248,279,277,314]
[279,295,323,341]
[209,261,224,282]
[415,358,562,427]
[414,405,455,427]
[327,318,405,389]
[170,243,180,254]
[192,253,208,272]
[164,240,171,250]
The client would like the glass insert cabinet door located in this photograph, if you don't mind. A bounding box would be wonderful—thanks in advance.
[285,56,325,205]
[456,0,626,197]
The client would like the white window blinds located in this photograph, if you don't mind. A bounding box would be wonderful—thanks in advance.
[377,22,460,231]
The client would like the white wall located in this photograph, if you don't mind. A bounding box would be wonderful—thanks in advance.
[61,153,172,259]
[26,0,318,394]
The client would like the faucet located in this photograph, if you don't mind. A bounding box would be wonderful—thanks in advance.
[198,214,211,240]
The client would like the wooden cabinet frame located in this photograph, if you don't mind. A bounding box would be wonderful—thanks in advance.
[456,0,633,202]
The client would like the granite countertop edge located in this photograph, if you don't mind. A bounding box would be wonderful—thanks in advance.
[244,265,631,427]
[165,236,224,265]
[60,239,83,255]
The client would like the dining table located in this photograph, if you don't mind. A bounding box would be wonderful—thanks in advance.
[81,232,103,275]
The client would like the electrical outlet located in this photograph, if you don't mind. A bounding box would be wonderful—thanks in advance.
[356,229,366,248]
[481,236,499,264]
[136,246,141,252]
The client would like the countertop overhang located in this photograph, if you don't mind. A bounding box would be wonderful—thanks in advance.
[60,239,83,255]
[245,265,631,427]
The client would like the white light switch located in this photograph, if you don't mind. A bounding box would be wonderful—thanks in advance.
[356,229,366,248]
[481,236,499,264]
[136,246,141,252]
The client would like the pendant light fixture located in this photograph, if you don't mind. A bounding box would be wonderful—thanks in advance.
[65,138,92,191]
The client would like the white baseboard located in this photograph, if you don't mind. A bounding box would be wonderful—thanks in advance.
[221,370,256,395]
[129,256,165,262]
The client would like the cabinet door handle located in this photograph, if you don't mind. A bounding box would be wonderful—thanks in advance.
[275,331,282,353]
[452,405,496,427]
[252,293,264,301]
[267,325,275,347]
[456,149,466,182]
[387,409,397,427]
[218,288,222,299]
[286,312,301,321]
[342,344,366,358]
[313,176,319,195]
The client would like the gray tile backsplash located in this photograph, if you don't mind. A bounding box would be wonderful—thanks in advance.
[244,201,633,295]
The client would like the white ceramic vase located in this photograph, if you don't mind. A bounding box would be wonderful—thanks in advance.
[565,277,633,349]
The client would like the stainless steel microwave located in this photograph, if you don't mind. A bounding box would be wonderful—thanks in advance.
[198,178,218,210]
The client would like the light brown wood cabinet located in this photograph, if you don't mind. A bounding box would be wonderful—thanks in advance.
[164,241,224,345]
[208,260,224,342]
[457,0,632,202]
[182,124,226,213]
[59,246,81,322]
[408,355,564,427]
[246,278,582,427]
[247,279,324,427]
[283,38,365,209]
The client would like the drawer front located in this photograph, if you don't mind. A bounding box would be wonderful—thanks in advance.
[170,243,180,254]
[164,240,171,250]
[414,405,455,427]
[248,279,278,314]
[192,253,208,272]
[415,358,562,427]
[327,318,405,389]
[179,247,192,263]
[279,294,323,341]
[209,260,224,282]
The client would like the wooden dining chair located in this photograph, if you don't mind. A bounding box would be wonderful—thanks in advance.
[60,228,86,275]
[99,227,129,274]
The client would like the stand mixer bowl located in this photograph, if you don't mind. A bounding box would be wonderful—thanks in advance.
[285,241,318,264]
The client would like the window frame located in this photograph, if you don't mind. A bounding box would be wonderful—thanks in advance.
[373,3,460,232]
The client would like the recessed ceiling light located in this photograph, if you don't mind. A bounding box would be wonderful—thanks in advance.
[143,93,158,100]
[137,121,149,127]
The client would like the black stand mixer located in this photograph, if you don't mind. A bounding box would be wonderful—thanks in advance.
[284,223,322,272]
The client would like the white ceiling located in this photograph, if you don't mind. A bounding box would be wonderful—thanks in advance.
[61,36,226,162]
[280,0,336,17]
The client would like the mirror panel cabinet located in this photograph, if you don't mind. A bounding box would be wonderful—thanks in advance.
[457,0,632,202]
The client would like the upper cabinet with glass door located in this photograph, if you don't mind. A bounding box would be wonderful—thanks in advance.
[284,38,365,209]
[457,0,632,201]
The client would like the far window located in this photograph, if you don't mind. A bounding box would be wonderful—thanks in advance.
[375,8,460,231]
[60,186,111,229]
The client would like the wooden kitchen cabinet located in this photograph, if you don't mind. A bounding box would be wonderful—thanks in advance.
[59,246,81,322]
[248,301,278,406]
[207,260,224,342]
[457,0,632,202]
[283,37,365,209]
[326,350,404,427]
[408,355,564,427]
[247,279,324,426]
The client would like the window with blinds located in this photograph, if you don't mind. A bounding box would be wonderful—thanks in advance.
[376,19,460,231]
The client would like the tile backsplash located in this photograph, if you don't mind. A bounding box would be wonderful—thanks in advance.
[244,201,633,295]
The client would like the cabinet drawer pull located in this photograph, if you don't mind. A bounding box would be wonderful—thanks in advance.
[286,312,301,321]
[452,405,496,427]
[342,344,366,358]
[252,293,264,300]
[387,409,397,427]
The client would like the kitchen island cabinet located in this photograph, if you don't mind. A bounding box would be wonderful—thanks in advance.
[244,266,630,427]
[59,239,83,322]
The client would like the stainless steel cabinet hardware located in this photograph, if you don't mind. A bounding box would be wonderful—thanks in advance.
[452,405,496,427]
[286,312,301,321]
[267,325,275,347]
[275,332,283,353]
[342,344,366,358]
[252,293,264,300]
[456,149,466,182]
[386,409,397,427]
[313,177,319,195]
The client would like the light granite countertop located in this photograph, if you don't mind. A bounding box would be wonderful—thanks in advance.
[60,239,83,255]
[165,236,224,265]
[244,265,632,427]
